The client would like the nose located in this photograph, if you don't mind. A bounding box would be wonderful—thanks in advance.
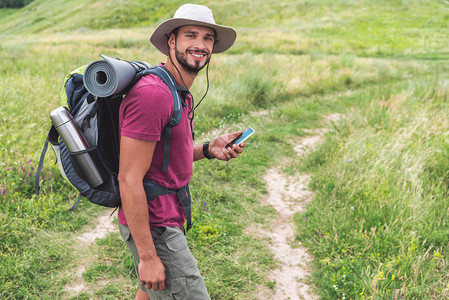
[192,38,207,51]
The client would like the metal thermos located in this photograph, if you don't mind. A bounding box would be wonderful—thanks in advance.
[50,106,104,188]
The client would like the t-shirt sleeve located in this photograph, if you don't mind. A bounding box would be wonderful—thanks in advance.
[120,82,173,141]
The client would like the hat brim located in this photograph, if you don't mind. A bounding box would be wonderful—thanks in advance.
[150,18,237,56]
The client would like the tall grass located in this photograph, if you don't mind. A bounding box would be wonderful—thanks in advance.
[1,0,449,298]
[296,79,449,298]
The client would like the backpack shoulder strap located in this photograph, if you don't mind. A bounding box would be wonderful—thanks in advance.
[143,66,185,126]
[138,66,190,172]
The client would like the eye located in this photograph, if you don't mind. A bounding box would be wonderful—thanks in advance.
[184,32,196,38]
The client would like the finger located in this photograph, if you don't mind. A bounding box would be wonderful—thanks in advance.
[234,143,246,153]
[224,145,243,159]
[226,147,236,158]
[153,282,159,291]
[232,145,243,154]
[159,281,165,290]
[223,148,232,160]
[227,147,239,158]
[232,131,243,138]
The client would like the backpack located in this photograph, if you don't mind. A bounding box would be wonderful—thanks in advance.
[35,56,194,230]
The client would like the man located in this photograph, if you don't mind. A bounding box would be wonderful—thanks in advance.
[117,4,243,300]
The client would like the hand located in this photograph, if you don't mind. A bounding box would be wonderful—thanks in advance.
[139,256,166,291]
[209,131,246,161]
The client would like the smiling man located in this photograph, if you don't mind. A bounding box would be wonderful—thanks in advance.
[117,4,243,300]
[171,26,214,74]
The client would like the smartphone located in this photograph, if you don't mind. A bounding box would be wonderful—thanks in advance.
[226,126,255,148]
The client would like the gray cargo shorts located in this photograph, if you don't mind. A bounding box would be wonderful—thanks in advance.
[119,224,210,300]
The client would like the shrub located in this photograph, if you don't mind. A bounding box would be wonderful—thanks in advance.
[0,0,33,8]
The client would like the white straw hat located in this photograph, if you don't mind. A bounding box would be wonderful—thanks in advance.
[150,4,237,56]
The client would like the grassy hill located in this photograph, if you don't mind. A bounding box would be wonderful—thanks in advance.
[2,0,449,58]
[1,0,449,299]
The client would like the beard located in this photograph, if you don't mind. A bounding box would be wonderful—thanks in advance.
[174,46,211,75]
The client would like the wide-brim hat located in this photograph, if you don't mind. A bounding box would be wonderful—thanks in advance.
[150,4,237,56]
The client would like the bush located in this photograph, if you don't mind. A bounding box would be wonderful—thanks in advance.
[0,0,33,8]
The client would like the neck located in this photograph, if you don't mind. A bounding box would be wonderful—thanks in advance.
[164,56,196,90]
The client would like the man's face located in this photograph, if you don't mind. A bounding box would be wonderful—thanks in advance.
[170,25,215,75]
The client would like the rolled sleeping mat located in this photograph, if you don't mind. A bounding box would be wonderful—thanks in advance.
[84,55,150,97]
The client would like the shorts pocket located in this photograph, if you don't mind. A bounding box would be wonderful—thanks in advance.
[118,224,131,241]
[166,234,188,252]
[161,230,197,274]
[167,276,187,298]
[151,226,167,242]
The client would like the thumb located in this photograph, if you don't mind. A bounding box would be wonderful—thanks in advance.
[230,131,243,139]
[225,131,243,146]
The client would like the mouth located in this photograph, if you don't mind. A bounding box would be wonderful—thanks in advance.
[188,51,207,60]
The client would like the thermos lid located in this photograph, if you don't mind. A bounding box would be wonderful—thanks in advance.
[50,106,74,128]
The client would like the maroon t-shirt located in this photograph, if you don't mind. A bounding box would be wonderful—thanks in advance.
[117,67,193,228]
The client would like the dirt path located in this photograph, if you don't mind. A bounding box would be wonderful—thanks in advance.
[65,209,117,296]
[76,211,117,246]
[255,115,344,299]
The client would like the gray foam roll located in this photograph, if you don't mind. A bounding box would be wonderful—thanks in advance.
[84,55,137,97]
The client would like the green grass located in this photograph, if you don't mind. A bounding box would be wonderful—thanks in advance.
[0,8,17,18]
[1,0,449,299]
[295,82,449,298]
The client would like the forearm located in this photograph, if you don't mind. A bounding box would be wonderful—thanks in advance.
[193,143,208,161]
[120,181,158,260]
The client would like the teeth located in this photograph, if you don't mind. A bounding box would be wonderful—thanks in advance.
[191,53,205,58]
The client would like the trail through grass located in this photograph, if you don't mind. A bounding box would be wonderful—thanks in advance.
[255,123,336,299]
[2,0,449,299]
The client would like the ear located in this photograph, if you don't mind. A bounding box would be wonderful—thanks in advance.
[168,33,176,50]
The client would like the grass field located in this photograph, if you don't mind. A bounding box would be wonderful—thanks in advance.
[1,0,449,299]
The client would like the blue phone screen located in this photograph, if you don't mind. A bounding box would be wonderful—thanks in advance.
[235,127,255,145]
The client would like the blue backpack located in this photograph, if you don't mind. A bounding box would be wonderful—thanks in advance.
[35,57,194,230]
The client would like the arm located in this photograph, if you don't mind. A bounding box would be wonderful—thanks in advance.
[193,131,245,161]
[118,136,165,291]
